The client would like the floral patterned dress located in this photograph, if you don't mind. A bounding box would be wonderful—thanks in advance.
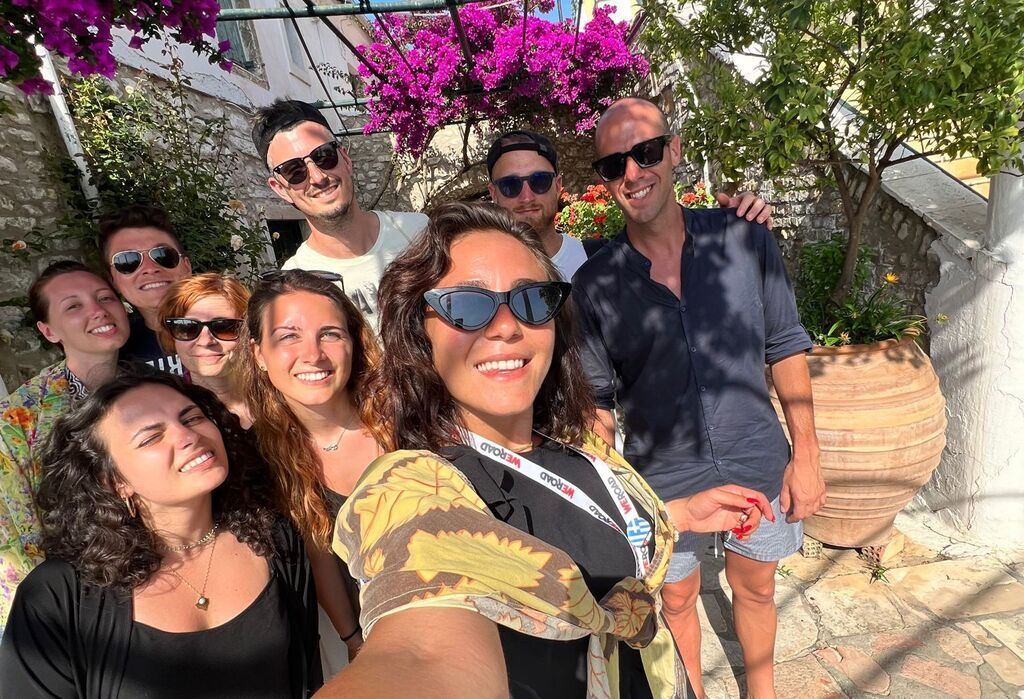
[0,360,76,633]
[332,432,686,699]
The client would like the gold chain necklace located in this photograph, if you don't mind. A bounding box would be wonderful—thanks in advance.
[167,527,218,610]
[160,523,217,553]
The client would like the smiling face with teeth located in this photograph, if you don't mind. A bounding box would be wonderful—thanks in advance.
[594,98,683,232]
[100,383,229,515]
[252,290,355,411]
[35,270,130,359]
[172,295,244,380]
[266,121,356,226]
[106,226,192,316]
[424,229,556,444]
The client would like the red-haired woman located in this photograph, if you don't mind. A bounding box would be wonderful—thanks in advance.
[158,273,252,427]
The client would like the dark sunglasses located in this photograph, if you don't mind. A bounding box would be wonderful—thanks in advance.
[492,171,556,198]
[258,269,346,294]
[424,281,572,331]
[164,317,243,342]
[272,141,342,186]
[110,245,182,275]
[591,135,671,182]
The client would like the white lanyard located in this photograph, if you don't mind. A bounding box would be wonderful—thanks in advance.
[465,432,652,578]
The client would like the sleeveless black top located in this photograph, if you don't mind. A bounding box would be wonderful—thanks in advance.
[120,579,291,698]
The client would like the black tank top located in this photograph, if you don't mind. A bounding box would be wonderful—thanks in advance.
[120,578,292,698]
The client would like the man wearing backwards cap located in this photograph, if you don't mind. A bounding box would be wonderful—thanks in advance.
[252,100,428,330]
[486,129,774,280]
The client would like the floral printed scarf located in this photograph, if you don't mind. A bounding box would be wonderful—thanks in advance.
[332,432,685,699]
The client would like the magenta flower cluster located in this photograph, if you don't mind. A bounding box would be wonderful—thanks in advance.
[357,5,648,157]
[0,0,230,95]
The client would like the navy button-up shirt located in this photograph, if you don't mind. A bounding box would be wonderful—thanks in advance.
[572,207,811,502]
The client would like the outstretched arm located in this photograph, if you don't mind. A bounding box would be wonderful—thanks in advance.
[315,607,507,698]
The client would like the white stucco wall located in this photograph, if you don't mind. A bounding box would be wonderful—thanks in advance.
[923,163,1024,544]
[110,1,369,122]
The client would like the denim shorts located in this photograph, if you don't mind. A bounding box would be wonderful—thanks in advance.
[665,496,802,583]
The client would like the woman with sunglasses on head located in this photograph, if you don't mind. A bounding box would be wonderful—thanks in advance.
[237,270,383,674]
[320,202,774,699]
[0,369,322,698]
[0,260,129,634]
[159,273,252,428]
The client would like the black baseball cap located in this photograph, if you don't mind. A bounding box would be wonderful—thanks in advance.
[486,130,558,178]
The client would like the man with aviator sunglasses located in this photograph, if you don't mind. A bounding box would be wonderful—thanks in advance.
[486,130,775,281]
[252,100,428,331]
[98,204,191,375]
[573,98,824,699]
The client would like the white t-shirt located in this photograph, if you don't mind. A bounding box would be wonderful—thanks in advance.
[281,210,429,331]
[551,234,588,281]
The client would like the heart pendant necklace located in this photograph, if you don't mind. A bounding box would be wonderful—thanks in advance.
[168,525,218,610]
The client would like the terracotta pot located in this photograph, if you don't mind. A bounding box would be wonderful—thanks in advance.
[769,336,946,547]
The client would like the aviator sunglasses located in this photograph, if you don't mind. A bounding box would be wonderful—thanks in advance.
[591,135,671,182]
[492,171,556,198]
[272,141,342,186]
[424,281,572,331]
[110,245,182,275]
[164,317,243,342]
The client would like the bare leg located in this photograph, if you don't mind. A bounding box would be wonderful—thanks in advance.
[725,551,779,699]
[662,568,706,699]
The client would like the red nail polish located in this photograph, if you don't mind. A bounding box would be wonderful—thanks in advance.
[742,525,753,533]
[731,528,742,535]
[746,498,759,504]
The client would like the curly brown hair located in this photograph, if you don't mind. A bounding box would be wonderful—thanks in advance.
[371,201,595,452]
[36,366,279,590]
[236,270,383,548]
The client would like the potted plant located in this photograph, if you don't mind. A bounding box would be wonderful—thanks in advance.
[772,238,946,549]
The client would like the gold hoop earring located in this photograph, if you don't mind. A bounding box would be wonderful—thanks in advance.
[122,494,137,518]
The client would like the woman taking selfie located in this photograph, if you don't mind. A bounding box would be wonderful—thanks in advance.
[238,270,382,672]
[158,273,252,427]
[0,370,321,697]
[0,260,129,632]
[321,202,772,699]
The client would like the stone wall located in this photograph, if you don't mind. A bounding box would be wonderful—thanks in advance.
[758,169,940,318]
[0,84,78,392]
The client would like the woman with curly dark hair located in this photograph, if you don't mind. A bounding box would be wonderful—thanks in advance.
[236,269,383,671]
[322,202,775,699]
[0,368,322,698]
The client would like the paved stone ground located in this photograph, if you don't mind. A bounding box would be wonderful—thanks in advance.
[695,507,1024,698]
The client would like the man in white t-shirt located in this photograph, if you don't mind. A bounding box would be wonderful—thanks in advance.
[486,130,775,281]
[252,100,427,329]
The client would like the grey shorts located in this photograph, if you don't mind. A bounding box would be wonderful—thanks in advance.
[665,496,802,583]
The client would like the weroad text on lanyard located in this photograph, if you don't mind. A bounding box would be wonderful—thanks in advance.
[466,432,652,579]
